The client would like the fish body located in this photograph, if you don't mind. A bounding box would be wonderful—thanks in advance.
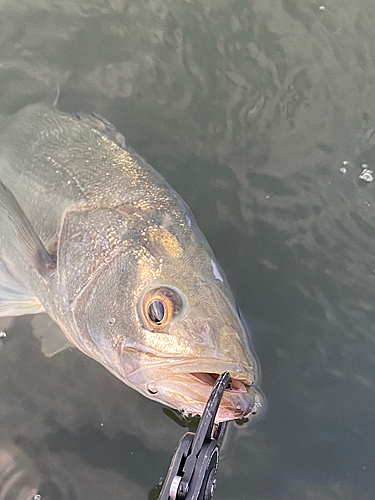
[0,104,261,421]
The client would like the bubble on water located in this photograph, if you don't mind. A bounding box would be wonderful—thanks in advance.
[342,160,349,165]
[319,5,326,10]
[339,167,346,174]
[359,168,374,183]
[0,446,78,500]
[108,317,116,325]
[0,331,6,338]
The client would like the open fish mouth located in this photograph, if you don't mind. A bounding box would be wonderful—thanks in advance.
[142,367,256,422]
[121,343,257,421]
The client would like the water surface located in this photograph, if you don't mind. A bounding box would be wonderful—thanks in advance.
[1,0,375,499]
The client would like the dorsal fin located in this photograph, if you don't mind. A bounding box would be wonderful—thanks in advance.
[72,112,127,149]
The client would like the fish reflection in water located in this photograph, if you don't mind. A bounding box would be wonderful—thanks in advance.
[0,435,147,500]
[0,444,73,500]
[0,104,262,422]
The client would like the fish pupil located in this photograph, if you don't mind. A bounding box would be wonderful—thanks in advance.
[148,300,165,324]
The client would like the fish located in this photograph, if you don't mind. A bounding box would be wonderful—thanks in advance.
[0,103,261,421]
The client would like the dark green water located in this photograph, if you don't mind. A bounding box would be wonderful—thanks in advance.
[1,0,375,499]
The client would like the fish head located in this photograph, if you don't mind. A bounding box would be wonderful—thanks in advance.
[66,208,261,422]
[125,277,261,422]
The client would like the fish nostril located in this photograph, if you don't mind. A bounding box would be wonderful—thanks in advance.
[193,320,210,335]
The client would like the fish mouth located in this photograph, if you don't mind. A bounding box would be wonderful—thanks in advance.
[141,365,257,422]
[121,342,258,421]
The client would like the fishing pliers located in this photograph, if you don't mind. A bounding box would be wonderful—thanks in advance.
[158,372,231,500]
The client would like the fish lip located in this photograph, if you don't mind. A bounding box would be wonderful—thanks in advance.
[122,341,254,380]
[125,356,254,387]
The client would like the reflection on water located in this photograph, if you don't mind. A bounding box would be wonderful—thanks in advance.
[1,0,375,499]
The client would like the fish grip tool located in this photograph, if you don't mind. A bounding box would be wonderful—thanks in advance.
[158,372,231,500]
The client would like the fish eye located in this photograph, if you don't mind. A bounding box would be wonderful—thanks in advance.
[140,286,183,331]
[148,299,165,324]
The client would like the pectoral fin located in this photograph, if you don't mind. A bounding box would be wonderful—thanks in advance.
[0,259,44,316]
[32,314,74,357]
[0,180,56,279]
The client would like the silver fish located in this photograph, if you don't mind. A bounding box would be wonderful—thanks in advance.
[0,104,261,421]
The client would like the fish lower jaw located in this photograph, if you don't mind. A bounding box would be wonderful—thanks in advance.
[176,391,254,422]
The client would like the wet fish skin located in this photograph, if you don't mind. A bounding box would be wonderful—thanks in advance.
[0,104,260,421]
